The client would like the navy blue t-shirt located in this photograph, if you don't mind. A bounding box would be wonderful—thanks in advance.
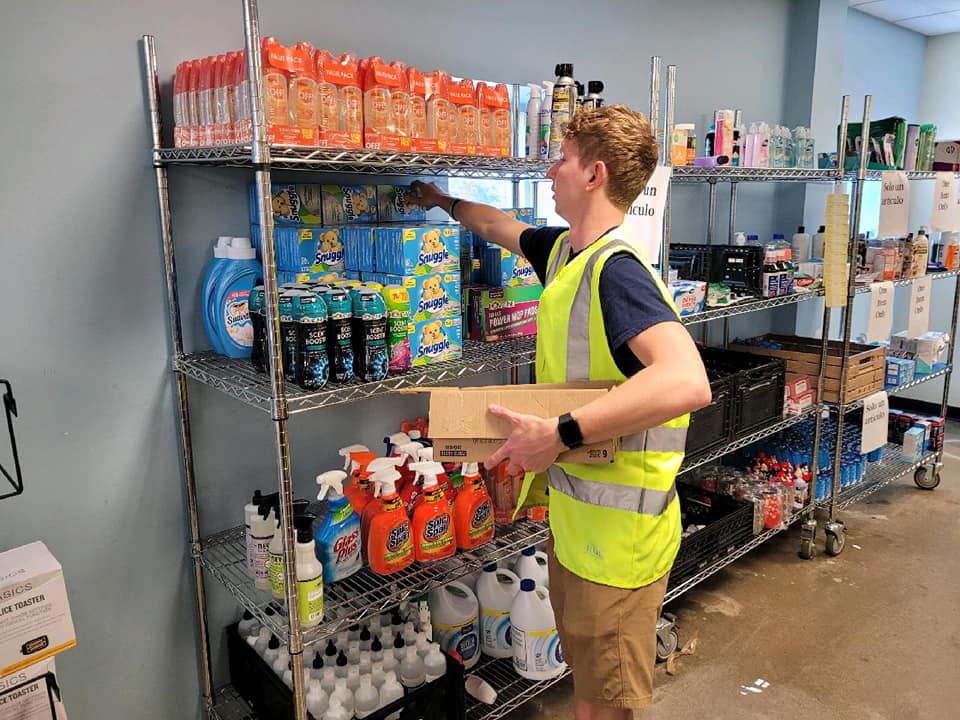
[519,226,679,377]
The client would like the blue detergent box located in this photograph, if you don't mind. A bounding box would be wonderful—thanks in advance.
[251,225,345,273]
[408,316,463,368]
[885,357,916,388]
[342,226,376,272]
[375,224,460,276]
[249,183,324,226]
[321,185,378,224]
[500,249,540,286]
[382,272,462,322]
[378,185,427,223]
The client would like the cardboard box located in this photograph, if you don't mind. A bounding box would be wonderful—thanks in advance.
[469,285,541,342]
[668,281,707,316]
[0,657,69,719]
[785,375,814,399]
[902,426,925,462]
[785,388,816,415]
[0,542,76,676]
[402,383,617,463]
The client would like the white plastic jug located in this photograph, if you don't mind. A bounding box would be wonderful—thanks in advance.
[429,581,481,669]
[475,563,521,658]
[510,579,566,680]
[513,546,549,589]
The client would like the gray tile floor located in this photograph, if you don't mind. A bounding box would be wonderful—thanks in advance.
[510,429,960,719]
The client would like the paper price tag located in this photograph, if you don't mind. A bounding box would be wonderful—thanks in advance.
[878,171,909,238]
[623,165,672,264]
[908,275,931,337]
[930,172,958,232]
[866,281,894,342]
[861,391,889,454]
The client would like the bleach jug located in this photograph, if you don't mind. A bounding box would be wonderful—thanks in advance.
[476,563,521,658]
[513,546,549,589]
[510,579,565,680]
[429,582,480,669]
[202,236,233,354]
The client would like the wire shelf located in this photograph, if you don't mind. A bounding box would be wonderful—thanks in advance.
[210,686,257,720]
[841,366,952,412]
[200,520,549,648]
[858,170,960,181]
[177,337,536,415]
[678,408,818,476]
[854,269,960,294]
[672,166,840,183]
[465,656,571,720]
[157,145,552,179]
[817,442,939,512]
[681,291,821,325]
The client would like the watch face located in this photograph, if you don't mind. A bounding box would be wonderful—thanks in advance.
[559,413,583,449]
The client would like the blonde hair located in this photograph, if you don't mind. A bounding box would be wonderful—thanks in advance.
[564,104,659,210]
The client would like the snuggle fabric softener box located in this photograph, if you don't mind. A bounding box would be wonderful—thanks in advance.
[248,183,324,226]
[321,185,378,224]
[378,185,427,223]
[376,225,460,275]
[408,316,463,367]
[399,272,462,322]
[500,249,539,286]
[273,227,346,273]
[342,226,376,272]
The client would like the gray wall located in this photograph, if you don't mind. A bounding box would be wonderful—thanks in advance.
[0,1,861,717]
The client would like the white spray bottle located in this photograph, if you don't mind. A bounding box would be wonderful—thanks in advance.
[538,80,554,160]
[525,84,541,159]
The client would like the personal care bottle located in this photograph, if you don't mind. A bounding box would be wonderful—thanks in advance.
[583,80,604,110]
[424,643,446,682]
[294,514,323,628]
[325,698,351,720]
[538,80,554,160]
[791,226,811,264]
[238,609,259,640]
[244,489,266,580]
[263,635,281,667]
[409,460,456,562]
[548,64,576,160]
[525,84,541,159]
[355,675,380,718]
[912,226,930,277]
[315,470,363,582]
[812,225,827,259]
[400,645,426,690]
[306,680,329,718]
[330,677,355,716]
[378,671,405,715]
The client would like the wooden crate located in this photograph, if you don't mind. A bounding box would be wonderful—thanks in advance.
[730,334,885,403]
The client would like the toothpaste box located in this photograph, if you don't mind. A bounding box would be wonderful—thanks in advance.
[376,225,460,276]
[252,225,346,273]
[249,183,324,226]
[377,185,427,223]
[408,316,463,367]
[885,357,916,388]
[342,225,376,272]
[500,249,540,286]
[0,542,76,676]
[321,185,378,224]
[668,280,707,316]
[386,272,462,322]
[469,285,542,341]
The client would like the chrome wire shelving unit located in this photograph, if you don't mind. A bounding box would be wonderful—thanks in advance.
[210,686,256,720]
[817,443,940,512]
[671,166,839,183]
[840,365,952,413]
[466,656,571,720]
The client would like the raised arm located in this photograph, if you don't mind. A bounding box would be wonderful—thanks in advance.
[411,180,531,256]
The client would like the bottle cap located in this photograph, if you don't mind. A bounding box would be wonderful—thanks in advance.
[520,546,536,557]
[394,632,405,649]
[360,625,371,641]
[337,650,348,666]
[214,236,232,258]
[587,80,604,94]
[313,652,323,669]
[227,237,256,260]
[325,639,337,657]
[242,609,253,620]
[556,63,573,77]
[269,635,280,649]
[371,636,382,652]
[483,562,497,572]
[461,461,479,476]
[520,578,535,591]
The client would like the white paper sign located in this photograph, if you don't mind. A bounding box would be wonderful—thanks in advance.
[861,391,889,454]
[878,171,909,238]
[930,172,958,232]
[866,281,894,342]
[623,165,672,263]
[908,275,932,337]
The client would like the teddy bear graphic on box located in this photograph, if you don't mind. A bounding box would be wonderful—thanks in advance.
[313,228,344,269]
[408,316,462,367]
[418,229,450,268]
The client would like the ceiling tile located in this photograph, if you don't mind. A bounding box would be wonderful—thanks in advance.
[921,1,960,11]
[899,9,960,32]
[852,0,945,20]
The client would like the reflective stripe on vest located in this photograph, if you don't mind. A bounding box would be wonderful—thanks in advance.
[621,425,688,453]
[547,465,677,515]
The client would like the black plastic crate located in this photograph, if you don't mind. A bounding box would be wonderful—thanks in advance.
[698,347,785,438]
[669,487,755,590]
[668,244,712,282]
[685,374,734,460]
[226,623,465,720]
[711,245,764,295]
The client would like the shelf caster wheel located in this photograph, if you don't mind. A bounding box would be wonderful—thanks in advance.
[799,537,815,560]
[655,613,678,663]
[799,518,816,560]
[825,530,846,556]
[914,466,940,491]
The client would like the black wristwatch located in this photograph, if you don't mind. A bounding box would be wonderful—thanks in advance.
[557,413,584,450]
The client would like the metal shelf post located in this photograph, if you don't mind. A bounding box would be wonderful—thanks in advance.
[141,34,215,716]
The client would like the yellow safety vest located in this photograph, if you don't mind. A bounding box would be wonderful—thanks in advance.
[514,229,687,588]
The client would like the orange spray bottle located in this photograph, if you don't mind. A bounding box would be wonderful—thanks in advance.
[367,467,414,575]
[452,462,495,550]
[361,457,405,560]
[408,461,456,563]
[340,445,375,515]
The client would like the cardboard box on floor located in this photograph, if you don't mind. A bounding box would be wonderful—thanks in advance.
[399,383,617,463]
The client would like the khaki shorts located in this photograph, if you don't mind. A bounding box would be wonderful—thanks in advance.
[548,541,668,709]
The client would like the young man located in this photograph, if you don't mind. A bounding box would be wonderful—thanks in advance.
[412,104,711,719]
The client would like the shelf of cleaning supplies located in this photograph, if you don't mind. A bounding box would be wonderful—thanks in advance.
[671,166,840,183]
[853,268,960,294]
[817,443,939,512]
[678,407,819,476]
[210,685,256,720]
[466,656,571,720]
[663,512,803,605]
[156,145,552,179]
[681,291,822,325]
[839,365,952,413]
[177,337,536,415]
[199,519,549,648]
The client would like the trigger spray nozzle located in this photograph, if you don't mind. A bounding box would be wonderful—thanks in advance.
[339,444,370,472]
[316,470,348,501]
[408,461,445,490]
